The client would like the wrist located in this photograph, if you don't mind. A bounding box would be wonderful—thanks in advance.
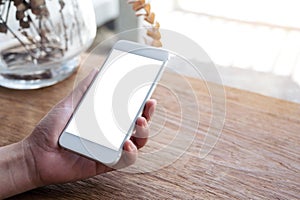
[0,141,38,198]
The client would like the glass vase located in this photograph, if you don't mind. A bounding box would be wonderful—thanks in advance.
[0,0,96,89]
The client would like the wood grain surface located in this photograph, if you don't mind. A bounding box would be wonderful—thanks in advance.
[1,53,299,200]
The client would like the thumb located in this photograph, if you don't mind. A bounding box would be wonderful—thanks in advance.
[30,69,99,144]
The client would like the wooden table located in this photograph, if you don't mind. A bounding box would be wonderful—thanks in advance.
[1,53,300,199]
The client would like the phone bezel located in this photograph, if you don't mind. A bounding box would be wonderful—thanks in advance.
[58,40,169,165]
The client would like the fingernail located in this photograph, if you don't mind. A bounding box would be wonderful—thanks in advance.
[150,106,155,117]
[142,117,148,128]
[128,141,137,152]
[149,100,156,117]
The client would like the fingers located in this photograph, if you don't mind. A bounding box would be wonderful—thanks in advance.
[131,117,149,149]
[112,140,138,169]
[103,99,157,170]
[131,99,156,149]
[142,99,157,122]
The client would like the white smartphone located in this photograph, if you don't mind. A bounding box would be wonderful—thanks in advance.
[59,40,169,166]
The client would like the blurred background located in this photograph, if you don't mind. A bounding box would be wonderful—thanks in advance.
[92,0,300,103]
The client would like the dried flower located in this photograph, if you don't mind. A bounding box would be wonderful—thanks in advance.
[0,0,162,67]
[0,0,64,63]
[19,19,29,28]
[0,22,7,33]
[16,10,25,20]
[16,2,27,11]
[30,0,49,17]
[12,0,23,6]
[128,0,162,47]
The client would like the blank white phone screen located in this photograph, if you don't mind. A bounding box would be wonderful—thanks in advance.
[65,49,164,151]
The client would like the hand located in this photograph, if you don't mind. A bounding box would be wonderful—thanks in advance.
[23,69,156,187]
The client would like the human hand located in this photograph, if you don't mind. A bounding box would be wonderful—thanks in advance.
[22,69,156,187]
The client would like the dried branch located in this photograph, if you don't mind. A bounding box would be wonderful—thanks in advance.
[0,14,37,62]
[127,0,162,47]
[58,0,68,51]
